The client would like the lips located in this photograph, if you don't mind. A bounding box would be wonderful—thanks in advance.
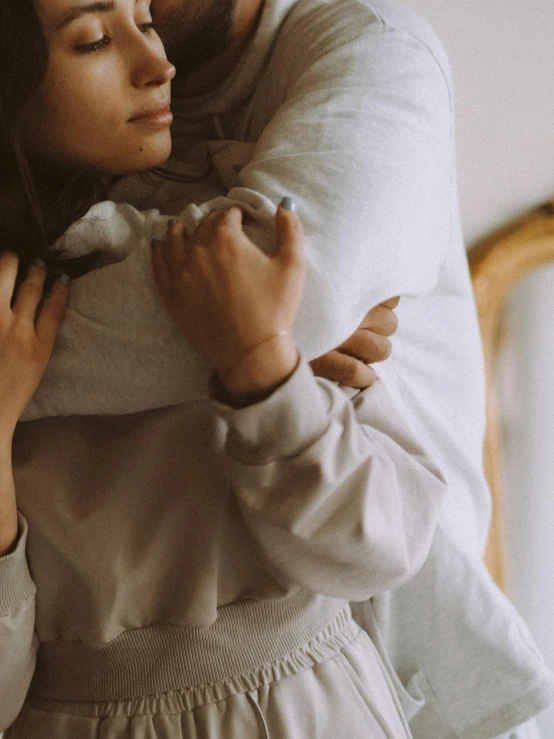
[128,103,173,128]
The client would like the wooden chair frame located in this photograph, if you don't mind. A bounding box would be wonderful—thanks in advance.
[468,200,554,591]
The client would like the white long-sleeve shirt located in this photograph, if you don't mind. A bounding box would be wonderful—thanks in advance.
[3,0,554,736]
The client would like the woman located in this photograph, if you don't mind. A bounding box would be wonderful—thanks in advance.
[0,0,447,736]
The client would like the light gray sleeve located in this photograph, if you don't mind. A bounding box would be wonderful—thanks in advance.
[494,719,542,739]
[0,513,38,732]
[212,361,447,600]
[179,19,455,359]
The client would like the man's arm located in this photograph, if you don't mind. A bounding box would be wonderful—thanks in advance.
[176,3,453,359]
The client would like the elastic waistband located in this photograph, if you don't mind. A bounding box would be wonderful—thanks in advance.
[30,593,351,704]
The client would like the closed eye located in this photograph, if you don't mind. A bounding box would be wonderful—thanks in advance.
[74,34,110,53]
[137,21,157,33]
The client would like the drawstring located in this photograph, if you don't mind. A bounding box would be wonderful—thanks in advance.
[247,692,271,739]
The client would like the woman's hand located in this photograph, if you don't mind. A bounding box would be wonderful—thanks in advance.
[151,202,306,403]
[0,253,70,440]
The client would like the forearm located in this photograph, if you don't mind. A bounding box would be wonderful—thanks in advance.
[0,437,18,557]
[215,360,447,599]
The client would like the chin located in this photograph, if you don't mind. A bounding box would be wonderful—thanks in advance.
[110,135,173,175]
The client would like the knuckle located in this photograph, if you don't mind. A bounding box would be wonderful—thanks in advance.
[223,206,241,219]
[364,365,378,385]
[213,226,238,253]
[213,224,232,241]
[11,326,32,354]
[340,358,362,386]
[381,337,393,359]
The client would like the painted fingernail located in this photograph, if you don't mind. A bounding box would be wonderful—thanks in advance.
[280,196,296,212]
[32,257,46,268]
[167,218,178,228]
[151,238,161,249]
[58,273,71,285]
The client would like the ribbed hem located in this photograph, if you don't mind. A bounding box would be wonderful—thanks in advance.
[29,593,348,703]
[0,512,36,616]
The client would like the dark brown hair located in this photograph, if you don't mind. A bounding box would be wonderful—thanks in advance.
[0,0,104,282]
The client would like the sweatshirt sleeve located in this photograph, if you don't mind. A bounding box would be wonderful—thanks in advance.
[0,513,38,731]
[212,360,447,600]
[177,11,455,358]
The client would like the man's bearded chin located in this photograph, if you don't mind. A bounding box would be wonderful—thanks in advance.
[158,1,236,77]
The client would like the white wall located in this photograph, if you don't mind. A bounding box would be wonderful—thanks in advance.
[403,0,554,244]
[401,0,554,734]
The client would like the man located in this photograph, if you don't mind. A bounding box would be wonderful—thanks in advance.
[133,0,554,736]
[18,0,554,736]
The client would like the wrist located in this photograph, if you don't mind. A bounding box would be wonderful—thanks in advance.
[0,437,17,557]
[216,335,300,407]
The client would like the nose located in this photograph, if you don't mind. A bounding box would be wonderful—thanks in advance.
[130,37,176,89]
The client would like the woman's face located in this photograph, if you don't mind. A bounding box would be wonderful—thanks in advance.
[25,0,176,176]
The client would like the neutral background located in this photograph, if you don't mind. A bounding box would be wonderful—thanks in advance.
[403,0,554,734]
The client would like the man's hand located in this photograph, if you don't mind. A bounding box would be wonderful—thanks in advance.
[309,297,399,388]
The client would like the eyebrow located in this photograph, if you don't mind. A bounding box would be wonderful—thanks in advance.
[54,1,117,31]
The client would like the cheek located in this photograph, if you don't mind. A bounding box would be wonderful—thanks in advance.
[30,72,124,163]
[25,57,172,174]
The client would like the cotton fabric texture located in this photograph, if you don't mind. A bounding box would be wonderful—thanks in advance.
[2,0,554,736]
[6,611,413,739]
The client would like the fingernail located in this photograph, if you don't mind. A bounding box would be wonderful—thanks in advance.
[58,273,71,285]
[151,238,161,249]
[167,218,178,228]
[32,257,46,268]
[280,196,296,212]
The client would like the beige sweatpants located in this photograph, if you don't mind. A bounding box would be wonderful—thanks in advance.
[6,612,412,738]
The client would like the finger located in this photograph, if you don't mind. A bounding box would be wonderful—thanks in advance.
[193,207,243,246]
[13,259,48,323]
[204,207,245,254]
[151,236,174,301]
[216,206,244,230]
[0,252,19,309]
[337,329,392,364]
[359,304,398,336]
[380,296,400,309]
[310,351,377,389]
[164,220,190,271]
[276,198,304,265]
[191,209,219,244]
[35,275,70,348]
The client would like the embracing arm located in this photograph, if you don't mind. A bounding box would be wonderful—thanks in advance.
[175,5,454,357]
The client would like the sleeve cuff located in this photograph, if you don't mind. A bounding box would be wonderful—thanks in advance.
[0,513,35,616]
[211,359,335,464]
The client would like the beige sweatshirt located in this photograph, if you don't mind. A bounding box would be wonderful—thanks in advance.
[2,0,554,736]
